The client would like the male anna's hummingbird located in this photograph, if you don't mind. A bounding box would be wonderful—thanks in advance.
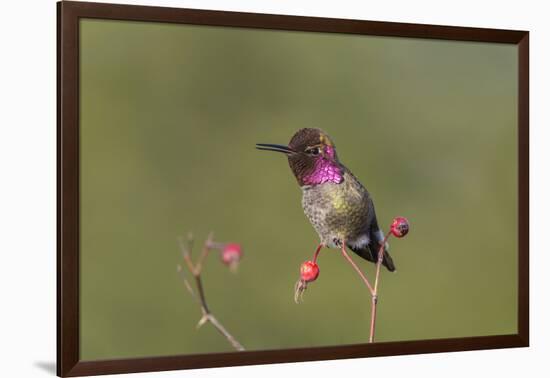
[256,128,395,271]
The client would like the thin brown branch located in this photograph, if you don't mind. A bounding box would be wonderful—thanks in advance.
[373,232,391,294]
[194,231,214,274]
[176,264,199,302]
[369,295,377,343]
[202,313,244,351]
[178,236,196,274]
[193,273,211,314]
[177,233,245,351]
[312,243,323,263]
[339,233,392,343]
[340,243,375,295]
[369,231,391,343]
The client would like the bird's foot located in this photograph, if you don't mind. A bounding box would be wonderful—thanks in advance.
[332,238,343,248]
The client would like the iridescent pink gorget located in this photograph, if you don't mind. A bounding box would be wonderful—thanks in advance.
[302,145,343,186]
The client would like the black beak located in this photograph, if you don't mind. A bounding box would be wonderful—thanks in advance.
[255,143,294,154]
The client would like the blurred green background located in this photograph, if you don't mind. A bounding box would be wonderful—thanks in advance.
[79,19,518,360]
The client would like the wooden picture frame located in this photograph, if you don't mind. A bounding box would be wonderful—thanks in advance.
[57,1,529,376]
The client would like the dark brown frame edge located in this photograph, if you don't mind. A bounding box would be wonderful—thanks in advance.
[57,1,529,376]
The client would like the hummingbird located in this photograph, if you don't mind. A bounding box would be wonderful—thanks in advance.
[256,128,395,272]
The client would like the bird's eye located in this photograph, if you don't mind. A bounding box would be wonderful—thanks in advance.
[308,147,320,155]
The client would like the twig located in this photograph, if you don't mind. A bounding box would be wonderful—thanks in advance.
[312,244,323,263]
[369,232,391,343]
[339,234,391,343]
[374,233,391,294]
[176,265,199,303]
[340,242,375,296]
[177,234,245,351]
[194,231,214,273]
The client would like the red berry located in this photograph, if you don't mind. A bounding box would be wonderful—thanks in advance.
[300,261,320,282]
[390,217,410,238]
[221,243,243,266]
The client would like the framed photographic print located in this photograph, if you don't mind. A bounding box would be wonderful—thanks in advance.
[57,1,529,376]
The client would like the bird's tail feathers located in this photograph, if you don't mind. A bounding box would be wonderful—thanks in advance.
[348,240,396,272]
